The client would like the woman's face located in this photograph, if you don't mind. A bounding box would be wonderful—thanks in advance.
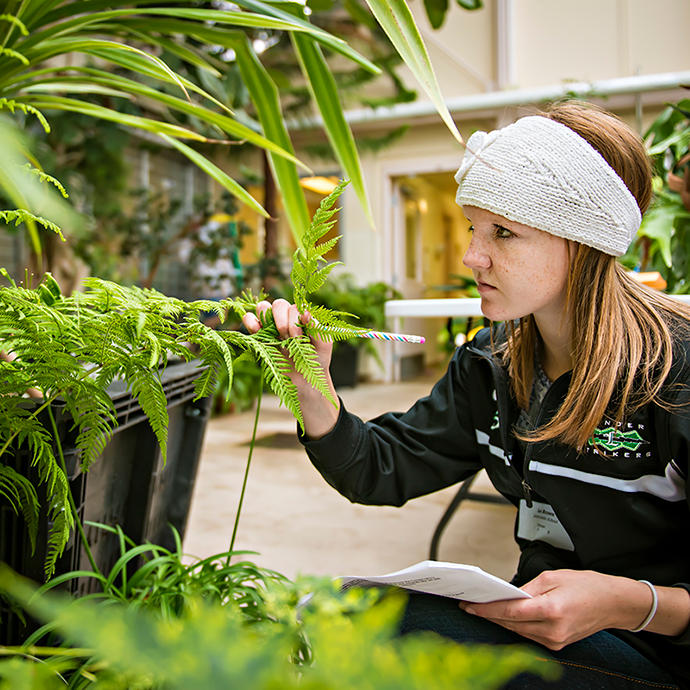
[462,206,572,324]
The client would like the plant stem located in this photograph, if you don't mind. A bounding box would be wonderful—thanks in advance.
[227,372,263,566]
[0,646,93,657]
[47,405,102,579]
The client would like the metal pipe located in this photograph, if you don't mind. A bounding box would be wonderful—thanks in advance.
[291,71,690,130]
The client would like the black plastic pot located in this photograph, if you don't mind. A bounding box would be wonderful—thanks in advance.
[329,342,359,389]
[0,359,211,644]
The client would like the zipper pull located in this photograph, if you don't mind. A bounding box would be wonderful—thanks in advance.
[522,480,533,508]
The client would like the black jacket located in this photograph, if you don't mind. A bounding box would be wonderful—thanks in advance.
[303,327,690,687]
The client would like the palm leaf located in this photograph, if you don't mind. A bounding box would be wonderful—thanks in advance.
[234,35,311,244]
[364,0,464,145]
[292,33,374,228]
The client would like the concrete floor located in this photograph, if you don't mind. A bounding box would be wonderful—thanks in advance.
[183,371,520,583]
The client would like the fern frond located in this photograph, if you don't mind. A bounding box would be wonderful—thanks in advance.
[241,337,304,428]
[0,209,64,240]
[222,288,268,319]
[192,360,220,401]
[183,320,236,400]
[291,179,349,312]
[126,364,169,464]
[284,337,336,408]
[0,47,28,65]
[18,419,73,578]
[63,387,117,471]
[0,14,29,36]
[0,464,40,555]
[0,98,50,132]
[188,300,225,320]
[21,164,69,198]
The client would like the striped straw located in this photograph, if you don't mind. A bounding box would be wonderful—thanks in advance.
[324,327,425,344]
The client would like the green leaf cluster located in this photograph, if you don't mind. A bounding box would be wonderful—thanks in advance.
[0,178,367,577]
[0,562,557,690]
[624,100,690,292]
[0,0,381,247]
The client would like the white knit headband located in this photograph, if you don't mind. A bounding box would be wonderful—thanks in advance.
[454,116,642,256]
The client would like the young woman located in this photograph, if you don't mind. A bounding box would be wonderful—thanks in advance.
[243,101,690,689]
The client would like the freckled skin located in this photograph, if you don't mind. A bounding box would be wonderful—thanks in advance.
[462,205,571,326]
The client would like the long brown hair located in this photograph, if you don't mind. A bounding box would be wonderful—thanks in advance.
[502,100,690,450]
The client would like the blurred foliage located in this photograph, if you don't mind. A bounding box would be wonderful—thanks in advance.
[623,100,690,292]
[423,0,484,30]
[0,560,556,690]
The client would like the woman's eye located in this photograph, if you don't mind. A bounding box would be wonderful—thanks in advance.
[494,225,513,239]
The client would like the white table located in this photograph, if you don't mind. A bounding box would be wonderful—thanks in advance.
[384,294,690,318]
[383,295,690,381]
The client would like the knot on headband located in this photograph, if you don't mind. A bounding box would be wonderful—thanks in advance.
[455,116,642,257]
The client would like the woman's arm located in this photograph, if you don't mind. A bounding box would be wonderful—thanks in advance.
[458,569,690,650]
[244,298,486,508]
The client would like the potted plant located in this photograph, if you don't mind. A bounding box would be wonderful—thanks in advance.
[626,99,690,291]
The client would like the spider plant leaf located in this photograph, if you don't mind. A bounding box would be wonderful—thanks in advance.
[16,95,208,141]
[20,82,132,98]
[231,0,381,74]
[234,35,310,244]
[292,33,374,228]
[16,72,309,170]
[363,0,465,145]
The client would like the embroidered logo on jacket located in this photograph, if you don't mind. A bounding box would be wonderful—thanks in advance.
[587,428,650,453]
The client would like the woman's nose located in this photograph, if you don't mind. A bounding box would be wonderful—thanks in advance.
[463,235,491,270]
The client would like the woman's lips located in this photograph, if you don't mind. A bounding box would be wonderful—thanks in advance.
[476,279,496,294]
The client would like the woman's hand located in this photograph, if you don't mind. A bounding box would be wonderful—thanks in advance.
[242,298,340,439]
[458,569,690,650]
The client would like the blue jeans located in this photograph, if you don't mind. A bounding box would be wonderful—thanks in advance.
[399,592,680,689]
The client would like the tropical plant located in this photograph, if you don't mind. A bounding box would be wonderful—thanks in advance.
[0,0,384,260]
[625,99,690,292]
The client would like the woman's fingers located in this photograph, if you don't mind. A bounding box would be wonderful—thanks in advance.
[242,312,261,333]
[269,299,304,338]
[241,299,306,339]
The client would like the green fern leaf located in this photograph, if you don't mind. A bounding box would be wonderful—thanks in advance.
[63,388,117,471]
[284,337,336,407]
[291,179,349,312]
[21,164,69,198]
[0,209,64,240]
[20,424,73,578]
[126,365,169,464]
[0,464,40,555]
[0,98,50,132]
[0,47,28,65]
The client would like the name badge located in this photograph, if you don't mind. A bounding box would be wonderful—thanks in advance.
[517,500,575,551]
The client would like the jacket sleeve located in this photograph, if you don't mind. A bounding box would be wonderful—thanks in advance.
[661,367,690,652]
[301,344,483,507]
